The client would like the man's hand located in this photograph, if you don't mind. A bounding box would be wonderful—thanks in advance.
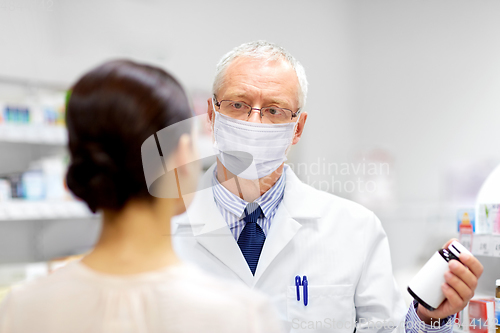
[416,238,484,325]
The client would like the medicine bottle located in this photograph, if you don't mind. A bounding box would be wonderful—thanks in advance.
[408,241,472,311]
[495,279,499,333]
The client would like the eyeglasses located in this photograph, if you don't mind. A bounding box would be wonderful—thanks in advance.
[213,96,300,124]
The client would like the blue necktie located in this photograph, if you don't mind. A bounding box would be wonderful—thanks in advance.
[237,203,265,275]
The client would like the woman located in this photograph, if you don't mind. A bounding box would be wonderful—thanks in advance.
[0,60,283,333]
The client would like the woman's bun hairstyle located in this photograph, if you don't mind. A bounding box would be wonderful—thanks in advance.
[66,60,192,213]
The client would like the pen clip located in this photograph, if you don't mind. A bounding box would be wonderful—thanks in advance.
[295,275,301,301]
[302,275,308,306]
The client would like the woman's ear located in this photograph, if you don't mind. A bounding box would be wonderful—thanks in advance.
[171,132,200,198]
[173,134,192,175]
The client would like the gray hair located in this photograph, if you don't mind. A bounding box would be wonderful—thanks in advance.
[212,40,309,109]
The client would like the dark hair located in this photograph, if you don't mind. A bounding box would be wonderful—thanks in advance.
[66,60,192,213]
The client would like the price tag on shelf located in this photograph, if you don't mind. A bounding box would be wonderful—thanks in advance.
[0,124,66,145]
[30,127,44,143]
[38,203,52,219]
[0,206,7,220]
[4,125,22,142]
[54,127,68,144]
[5,202,24,220]
[24,128,38,143]
[0,200,97,221]
[472,234,491,256]
[491,234,500,257]
[459,233,473,252]
[40,126,54,143]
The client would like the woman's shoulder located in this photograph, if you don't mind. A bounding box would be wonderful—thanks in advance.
[0,262,283,332]
[4,261,270,309]
[3,262,90,303]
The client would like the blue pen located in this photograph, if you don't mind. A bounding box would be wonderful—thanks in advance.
[295,276,301,301]
[302,276,308,306]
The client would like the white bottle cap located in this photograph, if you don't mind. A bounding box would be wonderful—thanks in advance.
[496,279,500,286]
[448,240,473,258]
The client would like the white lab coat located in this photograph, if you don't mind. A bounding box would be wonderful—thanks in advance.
[172,164,407,333]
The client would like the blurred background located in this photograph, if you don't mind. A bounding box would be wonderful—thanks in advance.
[0,0,499,305]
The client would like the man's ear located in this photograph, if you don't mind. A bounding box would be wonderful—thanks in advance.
[292,111,308,145]
[207,98,214,123]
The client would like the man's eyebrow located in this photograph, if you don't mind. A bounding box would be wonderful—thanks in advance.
[233,93,248,99]
[225,93,291,108]
[222,92,248,100]
[269,99,290,107]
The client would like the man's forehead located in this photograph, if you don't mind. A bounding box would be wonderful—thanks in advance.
[219,57,299,105]
[228,56,292,73]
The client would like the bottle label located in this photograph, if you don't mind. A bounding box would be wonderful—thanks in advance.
[495,297,500,326]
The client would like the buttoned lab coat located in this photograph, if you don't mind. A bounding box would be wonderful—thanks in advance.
[172,164,408,333]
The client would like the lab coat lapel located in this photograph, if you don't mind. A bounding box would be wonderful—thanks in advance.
[182,165,254,286]
[180,164,319,287]
[252,166,320,285]
[252,203,301,285]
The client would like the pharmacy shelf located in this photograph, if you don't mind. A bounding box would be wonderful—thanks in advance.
[0,200,97,221]
[469,233,500,257]
[0,75,68,92]
[0,124,67,145]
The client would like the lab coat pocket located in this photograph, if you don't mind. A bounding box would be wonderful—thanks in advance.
[287,284,355,333]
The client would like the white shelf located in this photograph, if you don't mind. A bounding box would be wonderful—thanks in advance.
[0,200,97,221]
[469,234,500,257]
[0,124,67,145]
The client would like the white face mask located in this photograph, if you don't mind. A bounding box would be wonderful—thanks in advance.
[211,104,300,180]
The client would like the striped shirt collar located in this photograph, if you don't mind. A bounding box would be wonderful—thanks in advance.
[211,166,287,220]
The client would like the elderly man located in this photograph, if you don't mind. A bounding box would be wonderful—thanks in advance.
[172,41,483,333]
